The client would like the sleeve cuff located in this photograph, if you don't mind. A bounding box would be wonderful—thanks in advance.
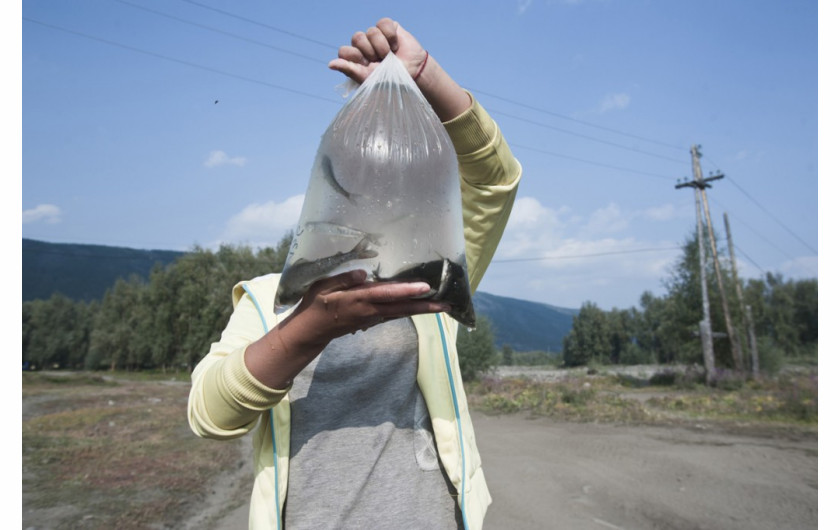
[442,91,498,156]
[220,346,291,410]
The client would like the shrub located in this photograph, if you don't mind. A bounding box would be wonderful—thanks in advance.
[757,337,784,376]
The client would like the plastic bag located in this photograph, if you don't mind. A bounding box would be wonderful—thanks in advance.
[276,52,476,327]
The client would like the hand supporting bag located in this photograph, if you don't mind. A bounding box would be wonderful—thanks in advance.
[276,52,476,327]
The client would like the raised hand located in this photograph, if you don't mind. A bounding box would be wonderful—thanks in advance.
[328,17,427,84]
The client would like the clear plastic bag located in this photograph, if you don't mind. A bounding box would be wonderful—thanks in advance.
[276,52,476,327]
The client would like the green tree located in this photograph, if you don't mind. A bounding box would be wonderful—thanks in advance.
[501,344,514,366]
[562,301,610,367]
[793,278,818,349]
[604,308,636,364]
[457,315,497,381]
[743,273,818,361]
[88,276,147,370]
[23,293,93,369]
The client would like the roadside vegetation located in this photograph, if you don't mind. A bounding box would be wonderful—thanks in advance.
[467,367,817,434]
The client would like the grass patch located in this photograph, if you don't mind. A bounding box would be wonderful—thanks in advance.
[645,372,818,425]
[467,376,652,424]
[468,368,817,429]
[23,373,239,529]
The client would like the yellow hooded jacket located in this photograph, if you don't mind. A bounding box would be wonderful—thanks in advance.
[188,95,521,530]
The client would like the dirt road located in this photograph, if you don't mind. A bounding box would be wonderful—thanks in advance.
[198,412,817,530]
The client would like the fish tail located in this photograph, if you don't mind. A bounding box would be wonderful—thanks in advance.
[353,236,379,260]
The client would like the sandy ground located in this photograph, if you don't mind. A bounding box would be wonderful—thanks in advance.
[191,412,818,530]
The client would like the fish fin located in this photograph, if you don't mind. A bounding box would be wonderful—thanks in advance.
[322,155,357,205]
[351,236,379,260]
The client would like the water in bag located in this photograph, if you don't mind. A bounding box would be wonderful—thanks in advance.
[276,53,476,327]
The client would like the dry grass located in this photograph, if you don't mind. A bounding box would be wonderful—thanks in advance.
[22,372,239,530]
[467,367,818,433]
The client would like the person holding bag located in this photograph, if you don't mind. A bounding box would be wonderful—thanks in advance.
[188,17,521,529]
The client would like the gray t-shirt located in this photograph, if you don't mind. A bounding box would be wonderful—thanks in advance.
[284,318,463,529]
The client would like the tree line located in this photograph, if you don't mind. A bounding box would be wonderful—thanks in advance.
[22,236,499,380]
[561,235,817,376]
[23,241,290,373]
[22,232,817,381]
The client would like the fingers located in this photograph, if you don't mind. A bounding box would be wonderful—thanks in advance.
[344,18,399,63]
[299,271,449,337]
[348,280,432,302]
[335,45,367,65]
[365,26,392,59]
[311,269,367,295]
[339,281,451,324]
[330,18,427,85]
[351,30,378,62]
[375,18,400,52]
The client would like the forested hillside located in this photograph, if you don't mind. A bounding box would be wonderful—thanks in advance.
[23,238,184,302]
[22,239,575,358]
[472,291,576,352]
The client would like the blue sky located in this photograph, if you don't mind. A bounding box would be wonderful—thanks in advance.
[19,0,823,311]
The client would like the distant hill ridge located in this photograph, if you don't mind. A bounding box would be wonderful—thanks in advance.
[22,238,576,352]
[22,238,184,303]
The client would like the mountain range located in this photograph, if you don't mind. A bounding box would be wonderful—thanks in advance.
[22,238,576,352]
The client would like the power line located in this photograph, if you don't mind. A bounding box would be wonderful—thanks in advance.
[733,243,765,275]
[508,142,675,181]
[493,246,681,263]
[725,175,817,255]
[26,10,812,269]
[23,17,341,106]
[176,0,337,51]
[704,156,816,256]
[24,16,680,186]
[173,0,689,155]
[137,0,813,260]
[707,195,797,262]
[466,88,687,152]
[114,0,326,65]
[487,107,687,165]
[112,1,690,173]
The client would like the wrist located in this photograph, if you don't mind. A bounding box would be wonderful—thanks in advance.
[412,50,429,81]
[413,55,471,122]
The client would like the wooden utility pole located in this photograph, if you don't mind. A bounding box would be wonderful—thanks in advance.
[678,146,744,374]
[724,213,759,377]
[698,180,744,372]
[676,145,716,384]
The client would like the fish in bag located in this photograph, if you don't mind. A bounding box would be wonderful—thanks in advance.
[276,52,476,327]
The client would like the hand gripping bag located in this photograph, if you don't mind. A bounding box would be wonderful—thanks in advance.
[276,52,476,327]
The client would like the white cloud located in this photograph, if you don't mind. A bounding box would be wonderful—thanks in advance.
[507,196,563,229]
[598,93,630,114]
[779,255,818,279]
[216,195,304,248]
[486,196,682,308]
[642,203,678,222]
[23,204,61,224]
[500,197,565,257]
[204,150,247,168]
[517,0,533,14]
[583,202,628,235]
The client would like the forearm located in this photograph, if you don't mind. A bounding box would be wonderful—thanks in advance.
[414,54,472,123]
[245,270,449,389]
[188,279,291,437]
[243,313,327,390]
